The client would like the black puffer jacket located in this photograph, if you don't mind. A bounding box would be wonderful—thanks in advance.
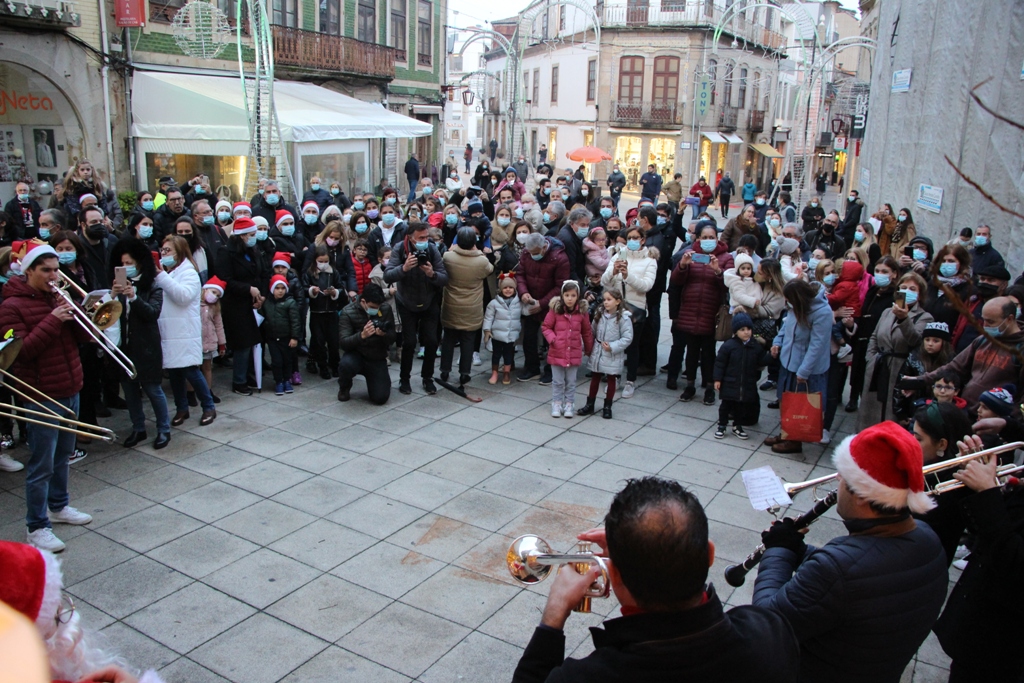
[753,519,947,683]
[383,238,448,311]
[713,336,769,402]
[338,301,397,361]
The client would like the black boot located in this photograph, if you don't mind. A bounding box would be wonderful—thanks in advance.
[576,399,596,416]
[602,398,613,419]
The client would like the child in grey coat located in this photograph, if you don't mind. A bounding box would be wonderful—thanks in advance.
[577,290,633,419]
[483,275,522,384]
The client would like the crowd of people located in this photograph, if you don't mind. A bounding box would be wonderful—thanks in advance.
[0,153,1022,683]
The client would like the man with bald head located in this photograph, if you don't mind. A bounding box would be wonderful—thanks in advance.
[904,296,1024,406]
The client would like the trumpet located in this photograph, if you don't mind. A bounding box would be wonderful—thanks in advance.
[51,272,137,379]
[506,535,610,613]
[724,440,1024,586]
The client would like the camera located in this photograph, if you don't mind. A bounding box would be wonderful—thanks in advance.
[416,250,429,265]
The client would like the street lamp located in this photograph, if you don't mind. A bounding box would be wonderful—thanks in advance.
[462,90,475,106]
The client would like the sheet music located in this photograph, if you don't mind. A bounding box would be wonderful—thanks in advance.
[741,466,793,511]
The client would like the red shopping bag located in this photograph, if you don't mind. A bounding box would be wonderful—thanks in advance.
[780,389,823,442]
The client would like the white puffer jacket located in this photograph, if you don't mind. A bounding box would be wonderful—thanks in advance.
[483,294,522,343]
[155,261,203,368]
[588,310,633,375]
[724,253,763,311]
[600,245,658,311]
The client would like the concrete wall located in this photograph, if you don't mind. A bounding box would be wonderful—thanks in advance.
[859,0,1024,268]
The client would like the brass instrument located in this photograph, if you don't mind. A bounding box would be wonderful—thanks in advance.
[0,336,116,443]
[51,272,137,379]
[506,535,610,613]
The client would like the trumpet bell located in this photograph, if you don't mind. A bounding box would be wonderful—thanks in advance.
[91,301,123,330]
[507,535,554,584]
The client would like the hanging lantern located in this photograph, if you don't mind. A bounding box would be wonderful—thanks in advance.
[462,90,475,106]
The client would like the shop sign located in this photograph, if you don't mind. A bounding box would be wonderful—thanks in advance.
[697,77,710,118]
[851,92,869,139]
[891,69,912,93]
[916,184,943,214]
[833,136,847,151]
[0,91,55,117]
[115,0,145,27]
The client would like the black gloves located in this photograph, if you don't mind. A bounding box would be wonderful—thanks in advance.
[762,518,807,555]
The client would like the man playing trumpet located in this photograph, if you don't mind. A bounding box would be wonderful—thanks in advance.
[0,240,94,553]
[513,476,799,683]
[753,421,948,683]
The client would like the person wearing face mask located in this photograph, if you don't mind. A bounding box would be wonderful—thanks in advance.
[252,181,297,229]
[446,169,465,194]
[602,225,657,398]
[75,206,116,289]
[302,175,333,213]
[512,154,529,182]
[126,213,159,252]
[297,201,324,242]
[536,178,554,210]
[213,198,234,230]
[153,186,190,242]
[172,216,208,283]
[555,206,595,287]
[924,243,975,330]
[516,232,570,385]
[952,263,1012,353]
[439,205,464,247]
[803,211,847,261]
[591,197,617,230]
[843,255,899,412]
[607,164,626,203]
[837,189,865,246]
[473,159,492,190]
[439,227,494,385]
[328,182,351,211]
[272,209,310,280]
[801,197,825,235]
[542,200,567,237]
[968,224,1005,278]
[494,168,526,202]
[188,199,228,280]
[686,176,713,220]
[5,182,43,239]
[182,174,212,211]
[215,217,269,396]
[336,283,396,404]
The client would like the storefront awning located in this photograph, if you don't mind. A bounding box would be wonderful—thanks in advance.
[723,133,744,144]
[750,142,784,158]
[701,131,728,144]
[130,71,433,147]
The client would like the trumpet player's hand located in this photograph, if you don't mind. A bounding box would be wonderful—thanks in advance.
[955,434,986,457]
[761,518,808,555]
[953,450,1000,493]
[50,301,75,322]
[540,564,603,631]
[972,417,1007,436]
[576,528,607,555]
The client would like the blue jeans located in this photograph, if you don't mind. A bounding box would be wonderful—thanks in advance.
[232,346,253,387]
[168,366,215,412]
[25,393,79,532]
[407,183,418,202]
[121,380,170,435]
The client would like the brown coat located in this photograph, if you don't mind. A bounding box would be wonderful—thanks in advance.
[441,245,493,330]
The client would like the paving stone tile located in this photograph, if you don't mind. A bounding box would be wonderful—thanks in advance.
[566,414,642,440]
[178,414,263,445]
[402,564,520,628]
[418,450,504,486]
[477,466,564,505]
[158,657,232,683]
[374,411,436,437]
[512,447,592,480]
[190,614,328,683]
[120,464,214,503]
[279,646,410,683]
[177,445,265,479]
[478,588,603,651]
[214,499,317,546]
[407,421,484,450]
[125,582,256,654]
[544,431,618,458]
[231,402,310,428]
[163,481,262,524]
[659,454,738,490]
[77,451,167,485]
[489,417,566,446]
[319,423,400,454]
[323,455,410,491]
[598,442,677,473]
[147,526,260,579]
[271,440,360,473]
[135,430,220,463]
[71,486,155,526]
[222,459,313,497]
[326,493,426,539]
[275,413,353,440]
[94,504,204,553]
[473,393,542,417]
[647,412,717,436]
[679,438,757,468]
[368,436,450,468]
[69,555,192,618]
[452,533,521,586]
[623,425,696,454]
[441,406,513,432]
[419,630,527,683]
[458,433,539,464]
[331,541,445,599]
[268,518,376,571]
[385,514,491,563]
[271,476,365,516]
[58,529,138,586]
[434,489,530,532]
[227,427,312,458]
[570,460,651,493]
[266,573,390,642]
[536,482,614,523]
[378,471,469,510]
[204,548,321,609]
[395,396,467,420]
[100,622,179,672]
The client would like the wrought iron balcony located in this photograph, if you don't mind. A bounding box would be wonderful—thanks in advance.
[749,109,765,133]
[0,0,79,28]
[272,26,395,81]
[719,106,739,132]
[611,100,682,127]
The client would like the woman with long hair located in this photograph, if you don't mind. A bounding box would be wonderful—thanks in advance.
[215,217,268,396]
[843,255,899,412]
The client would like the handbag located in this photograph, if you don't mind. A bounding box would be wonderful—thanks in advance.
[751,316,779,341]
[621,281,646,326]
[714,304,732,342]
[780,384,824,442]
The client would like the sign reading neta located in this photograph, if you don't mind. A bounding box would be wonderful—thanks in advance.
[115,0,145,27]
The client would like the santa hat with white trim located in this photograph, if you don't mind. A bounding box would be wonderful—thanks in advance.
[0,541,65,640]
[302,201,320,215]
[270,274,289,292]
[203,275,227,297]
[275,210,294,227]
[832,421,935,514]
[232,201,251,216]
[272,252,292,269]
[17,240,58,270]
[232,217,257,235]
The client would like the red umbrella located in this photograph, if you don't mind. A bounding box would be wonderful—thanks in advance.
[565,146,613,163]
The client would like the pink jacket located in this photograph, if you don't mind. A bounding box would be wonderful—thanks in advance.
[542,298,594,367]
[582,238,610,279]
[201,301,226,353]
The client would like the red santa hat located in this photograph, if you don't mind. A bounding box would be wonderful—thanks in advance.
[17,240,58,270]
[269,274,289,292]
[832,421,935,514]
[232,216,257,235]
[275,210,294,227]
[203,275,227,296]
[301,201,320,215]
[232,201,252,216]
[272,252,291,269]
[0,541,64,638]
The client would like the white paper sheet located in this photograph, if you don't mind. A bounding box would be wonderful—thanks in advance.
[741,466,793,511]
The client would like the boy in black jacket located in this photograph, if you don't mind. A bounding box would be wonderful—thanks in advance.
[263,274,300,395]
[713,312,769,439]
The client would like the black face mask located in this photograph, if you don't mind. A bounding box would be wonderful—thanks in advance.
[822,223,834,234]
[85,224,107,240]
[977,282,1001,298]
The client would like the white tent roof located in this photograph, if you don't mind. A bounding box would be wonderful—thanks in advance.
[131,71,433,142]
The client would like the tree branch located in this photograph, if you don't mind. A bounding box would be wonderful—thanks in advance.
[944,155,1024,221]
[969,78,1024,132]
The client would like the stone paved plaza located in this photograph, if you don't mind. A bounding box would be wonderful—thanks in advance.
[0,328,953,682]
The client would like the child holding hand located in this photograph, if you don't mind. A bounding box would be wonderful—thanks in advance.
[200,276,227,403]
[543,280,594,418]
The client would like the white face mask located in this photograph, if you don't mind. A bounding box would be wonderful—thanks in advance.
[516,233,529,245]
[316,262,329,271]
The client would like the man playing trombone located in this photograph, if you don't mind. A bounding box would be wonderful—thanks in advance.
[512,477,799,683]
[752,421,948,683]
[0,241,94,553]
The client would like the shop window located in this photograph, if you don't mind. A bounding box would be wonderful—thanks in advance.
[301,151,367,198]
[614,136,642,190]
[144,154,247,201]
[648,138,675,178]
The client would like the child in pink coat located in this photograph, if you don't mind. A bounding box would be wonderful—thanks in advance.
[543,280,594,418]
[200,276,227,403]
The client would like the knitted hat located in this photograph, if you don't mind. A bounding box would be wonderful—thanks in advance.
[203,275,226,296]
[499,275,516,290]
[302,201,320,215]
[922,321,951,342]
[17,240,58,270]
[778,237,800,256]
[832,421,934,514]
[466,199,484,214]
[732,311,753,333]
[979,385,1016,417]
[275,209,294,227]
[215,199,232,213]
[232,201,251,216]
[272,252,291,269]
[733,252,755,272]
[251,216,269,230]
[77,192,98,205]
[0,541,64,637]
[270,274,289,292]
[232,216,257,235]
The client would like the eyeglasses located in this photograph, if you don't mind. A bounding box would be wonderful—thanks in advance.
[160,247,174,255]
[932,383,957,393]
[55,593,75,626]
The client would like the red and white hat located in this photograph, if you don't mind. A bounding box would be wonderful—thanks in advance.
[77,193,98,206]
[302,201,319,215]
[17,240,58,270]
[203,275,227,296]
[0,541,64,639]
[832,421,934,514]
[270,274,289,292]
[272,252,292,269]
[275,210,294,227]
[232,217,257,235]
[232,201,252,216]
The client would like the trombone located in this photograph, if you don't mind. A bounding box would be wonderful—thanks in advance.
[0,337,116,443]
[506,535,610,613]
[51,271,137,379]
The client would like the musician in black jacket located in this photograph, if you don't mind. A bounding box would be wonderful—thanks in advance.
[513,476,799,683]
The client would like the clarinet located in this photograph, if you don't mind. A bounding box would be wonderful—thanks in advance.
[724,489,838,587]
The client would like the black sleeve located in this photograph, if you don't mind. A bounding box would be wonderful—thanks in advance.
[512,626,566,683]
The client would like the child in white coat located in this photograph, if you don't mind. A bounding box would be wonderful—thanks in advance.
[482,275,522,384]
[576,290,633,419]
[724,252,762,314]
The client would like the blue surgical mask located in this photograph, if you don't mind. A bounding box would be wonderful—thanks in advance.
[497,216,510,227]
[913,249,927,261]
[542,213,551,223]
[142,200,155,211]
[939,262,958,277]
[853,231,865,243]
[281,224,296,237]
[355,223,369,233]
[823,273,837,286]
[57,251,77,265]
[245,235,258,248]
[14,193,27,203]
[600,207,613,219]
[700,239,716,253]
[627,239,641,251]
[984,320,1005,337]
[331,187,340,195]
[657,216,667,225]
[311,183,320,191]
[421,187,432,195]
[265,193,279,205]
[203,215,215,226]
[161,255,177,268]
[194,187,205,195]
[139,226,153,239]
[873,273,891,288]
[897,214,906,222]
[900,288,918,305]
[304,214,318,225]
[385,197,396,205]
[365,307,379,317]
[975,235,989,247]
[683,232,692,243]
[756,198,765,206]
[256,231,268,241]
[414,241,429,251]
[124,265,138,279]
[353,201,365,210]
[808,258,821,271]
[769,218,780,228]
[769,238,779,251]
[543,187,552,195]
[39,228,50,240]
[366,209,379,219]
[445,214,459,226]
[515,208,524,219]
[218,211,232,223]
[258,188,265,195]
[531,252,544,261]
[576,227,589,239]
[382,213,396,226]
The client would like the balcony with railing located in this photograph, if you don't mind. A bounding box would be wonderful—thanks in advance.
[602,2,786,52]
[749,109,765,133]
[0,0,79,28]
[611,100,682,127]
[719,106,739,132]
[272,26,395,81]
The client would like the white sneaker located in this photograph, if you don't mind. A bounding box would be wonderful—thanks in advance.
[819,429,831,445]
[27,528,65,553]
[837,345,853,362]
[622,381,635,399]
[952,557,969,571]
[551,402,563,418]
[953,544,969,561]
[50,506,92,525]
[472,352,482,366]
[0,454,24,472]
[563,402,574,419]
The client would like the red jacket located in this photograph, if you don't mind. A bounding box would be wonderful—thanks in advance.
[517,237,571,320]
[671,241,733,336]
[350,254,373,293]
[0,276,86,399]
[542,298,594,367]
[827,260,864,316]
[689,182,714,204]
